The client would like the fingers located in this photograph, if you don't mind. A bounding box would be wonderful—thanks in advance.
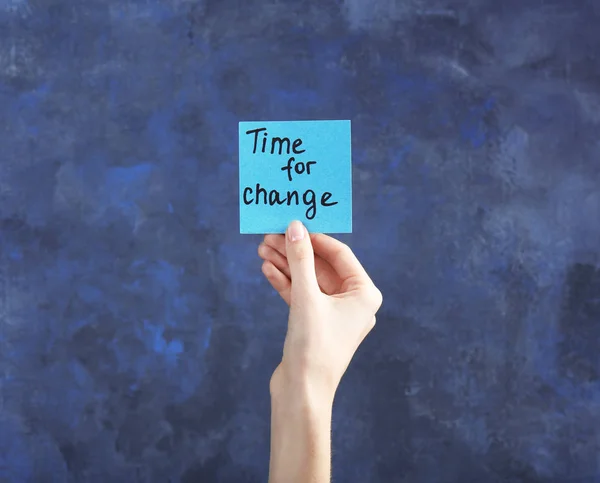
[261,260,291,305]
[308,234,383,312]
[258,242,291,279]
[314,259,342,296]
[263,233,286,254]
[285,221,320,297]
[270,233,370,285]
[262,234,340,295]
[310,234,371,285]
[262,227,382,311]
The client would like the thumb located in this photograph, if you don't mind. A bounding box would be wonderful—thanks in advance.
[285,220,319,296]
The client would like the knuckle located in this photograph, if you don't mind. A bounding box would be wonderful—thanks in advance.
[340,243,353,258]
[333,243,352,263]
[340,242,352,254]
[366,286,383,309]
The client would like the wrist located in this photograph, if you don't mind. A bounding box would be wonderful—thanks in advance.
[270,365,335,410]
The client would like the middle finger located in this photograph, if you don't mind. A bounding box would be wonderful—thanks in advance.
[258,242,291,279]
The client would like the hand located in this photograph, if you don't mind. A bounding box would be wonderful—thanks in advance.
[258,220,383,400]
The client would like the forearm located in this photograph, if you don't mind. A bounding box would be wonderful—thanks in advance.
[268,375,334,483]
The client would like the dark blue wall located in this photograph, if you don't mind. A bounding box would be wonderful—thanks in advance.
[1,0,599,481]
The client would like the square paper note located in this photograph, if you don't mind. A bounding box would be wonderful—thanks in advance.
[239,120,352,234]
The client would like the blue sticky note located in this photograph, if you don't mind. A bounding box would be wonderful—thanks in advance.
[239,120,352,234]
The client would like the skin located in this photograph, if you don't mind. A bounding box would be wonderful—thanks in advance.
[258,220,383,483]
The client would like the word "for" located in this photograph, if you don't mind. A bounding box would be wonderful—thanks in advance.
[281,157,317,182]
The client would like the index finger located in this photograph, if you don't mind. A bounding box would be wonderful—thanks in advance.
[310,233,371,285]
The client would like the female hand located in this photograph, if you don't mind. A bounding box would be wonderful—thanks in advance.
[258,220,383,400]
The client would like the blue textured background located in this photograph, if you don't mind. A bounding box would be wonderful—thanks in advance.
[1,0,599,482]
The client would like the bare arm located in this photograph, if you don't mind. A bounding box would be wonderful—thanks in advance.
[269,374,333,483]
[259,221,383,483]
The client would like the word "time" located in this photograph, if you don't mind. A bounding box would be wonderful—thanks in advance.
[246,127,306,156]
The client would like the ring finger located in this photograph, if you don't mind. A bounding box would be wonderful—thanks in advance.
[258,242,291,279]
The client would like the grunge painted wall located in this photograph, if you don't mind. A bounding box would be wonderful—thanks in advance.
[1,0,599,481]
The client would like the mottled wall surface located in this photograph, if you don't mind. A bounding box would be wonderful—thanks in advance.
[1,0,599,481]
